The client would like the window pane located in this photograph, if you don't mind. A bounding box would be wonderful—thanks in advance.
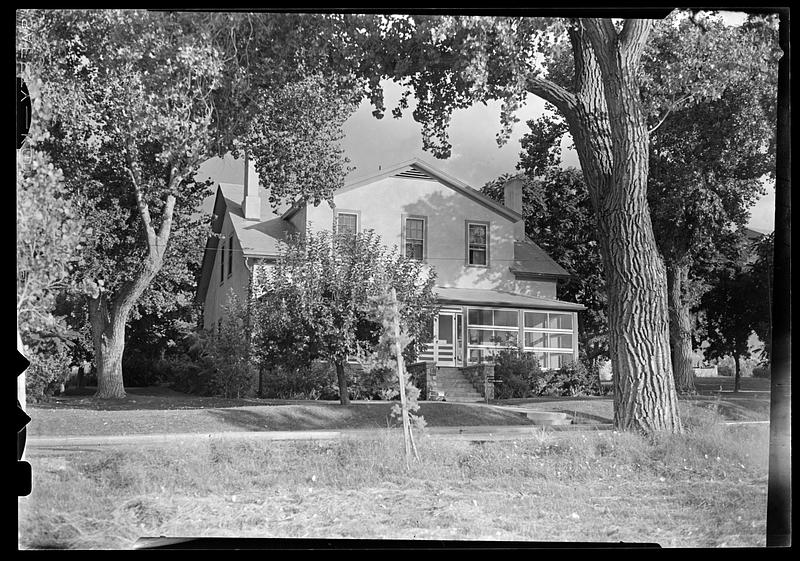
[468,309,494,326]
[405,241,423,260]
[406,218,424,240]
[549,333,573,349]
[524,312,547,329]
[469,248,487,265]
[468,328,493,345]
[549,313,573,330]
[524,332,547,348]
[468,224,486,245]
[493,330,519,347]
[337,213,358,234]
[493,310,518,327]
[549,353,574,369]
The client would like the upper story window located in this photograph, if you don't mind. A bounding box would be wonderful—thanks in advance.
[404,216,426,260]
[227,237,233,278]
[466,221,489,266]
[335,210,359,235]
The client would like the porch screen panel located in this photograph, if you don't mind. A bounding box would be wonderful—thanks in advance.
[522,311,575,370]
[466,307,519,363]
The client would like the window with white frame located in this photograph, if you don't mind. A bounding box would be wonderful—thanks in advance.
[523,311,574,369]
[466,222,489,266]
[466,307,519,363]
[336,211,359,235]
[404,217,426,260]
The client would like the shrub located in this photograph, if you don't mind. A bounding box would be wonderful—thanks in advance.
[752,364,771,379]
[492,350,545,399]
[717,364,734,376]
[185,294,258,399]
[260,362,339,400]
[24,345,72,402]
[491,350,600,398]
[352,366,400,400]
[546,361,596,397]
[22,325,78,402]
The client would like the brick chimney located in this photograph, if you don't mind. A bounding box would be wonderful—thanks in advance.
[503,177,524,215]
[503,177,525,241]
[242,152,261,221]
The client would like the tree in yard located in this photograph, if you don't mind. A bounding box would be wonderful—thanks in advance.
[643,14,778,394]
[697,250,763,393]
[23,10,223,398]
[253,230,438,406]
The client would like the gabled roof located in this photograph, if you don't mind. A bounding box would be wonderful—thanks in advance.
[196,183,296,304]
[282,157,522,223]
[510,239,572,280]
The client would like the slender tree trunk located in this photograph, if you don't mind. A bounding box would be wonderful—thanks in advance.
[667,262,696,394]
[733,353,741,393]
[335,361,350,406]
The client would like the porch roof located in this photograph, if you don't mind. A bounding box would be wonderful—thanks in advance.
[434,287,586,311]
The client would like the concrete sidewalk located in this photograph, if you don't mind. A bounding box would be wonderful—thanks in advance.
[26,423,613,451]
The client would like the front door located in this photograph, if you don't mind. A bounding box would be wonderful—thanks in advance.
[435,312,463,366]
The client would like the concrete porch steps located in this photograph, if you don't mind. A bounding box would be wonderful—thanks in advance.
[435,366,483,403]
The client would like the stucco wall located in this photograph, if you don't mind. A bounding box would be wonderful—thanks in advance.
[304,175,557,296]
[202,213,251,330]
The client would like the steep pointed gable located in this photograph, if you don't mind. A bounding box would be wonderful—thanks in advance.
[340,158,523,223]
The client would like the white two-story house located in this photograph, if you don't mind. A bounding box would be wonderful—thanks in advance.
[197,156,585,370]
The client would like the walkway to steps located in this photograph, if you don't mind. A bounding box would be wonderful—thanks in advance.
[435,366,484,403]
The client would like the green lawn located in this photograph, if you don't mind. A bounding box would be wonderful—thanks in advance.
[19,420,769,549]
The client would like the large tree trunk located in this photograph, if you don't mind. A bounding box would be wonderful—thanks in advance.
[335,361,350,406]
[733,353,741,393]
[89,256,163,399]
[89,297,126,399]
[667,262,697,394]
[547,19,682,433]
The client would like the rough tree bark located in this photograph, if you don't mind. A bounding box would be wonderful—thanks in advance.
[529,19,682,432]
[89,257,162,399]
[667,262,697,394]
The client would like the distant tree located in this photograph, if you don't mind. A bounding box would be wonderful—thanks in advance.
[644,14,777,393]
[253,230,437,406]
[748,232,774,364]
[483,166,607,366]
[697,248,762,393]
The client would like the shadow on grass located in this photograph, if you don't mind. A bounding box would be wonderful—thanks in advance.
[37,386,269,412]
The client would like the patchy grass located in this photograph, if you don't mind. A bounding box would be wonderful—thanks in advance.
[19,412,769,549]
[27,399,541,438]
[28,384,769,439]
